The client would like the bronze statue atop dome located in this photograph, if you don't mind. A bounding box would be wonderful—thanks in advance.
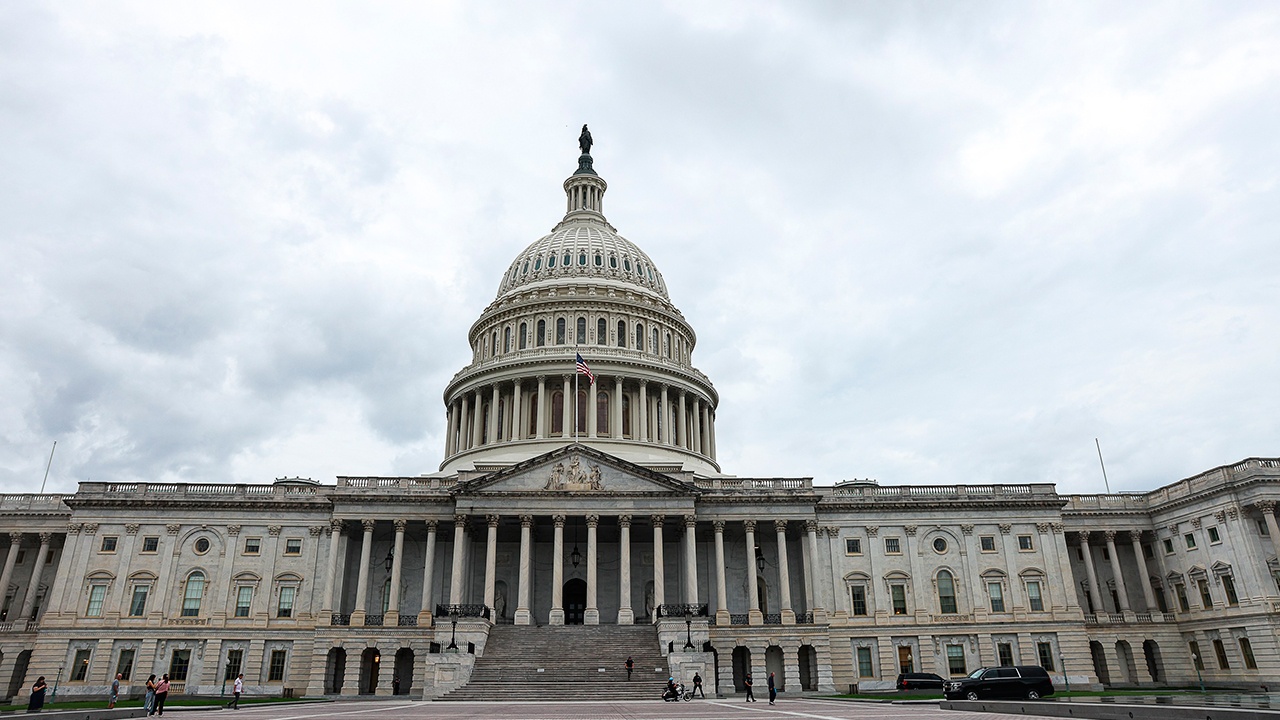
[579,124,593,155]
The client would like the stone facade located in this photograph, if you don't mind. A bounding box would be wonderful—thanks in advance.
[2,148,1276,700]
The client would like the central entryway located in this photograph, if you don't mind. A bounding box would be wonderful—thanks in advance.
[564,578,587,625]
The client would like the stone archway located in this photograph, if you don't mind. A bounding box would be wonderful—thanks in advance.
[1142,640,1163,682]
[1089,641,1110,686]
[564,578,587,625]
[325,648,346,695]
[731,646,751,692]
[359,648,380,695]
[394,648,414,695]
[765,645,785,690]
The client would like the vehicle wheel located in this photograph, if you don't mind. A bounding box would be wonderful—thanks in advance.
[966,691,979,701]
[1027,690,1040,700]
[683,693,693,702]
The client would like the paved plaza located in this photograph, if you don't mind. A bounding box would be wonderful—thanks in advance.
[225,699,1019,720]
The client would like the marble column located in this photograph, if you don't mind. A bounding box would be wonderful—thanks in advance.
[708,409,717,459]
[617,516,633,624]
[1130,531,1157,611]
[775,520,795,623]
[659,385,669,445]
[511,380,523,441]
[1079,531,1103,614]
[516,515,533,625]
[536,375,547,439]
[445,402,457,455]
[585,514,600,624]
[613,376,624,438]
[692,398,702,454]
[550,514,565,625]
[806,520,824,612]
[588,377,598,438]
[18,533,50,622]
[745,520,762,624]
[351,520,375,624]
[387,519,406,623]
[487,385,500,443]
[471,389,484,447]
[677,391,687,449]
[684,515,699,605]
[638,380,649,442]
[1099,530,1128,612]
[478,515,497,619]
[458,395,470,451]
[0,535,22,620]
[713,521,729,623]
[561,376,572,437]
[652,515,666,615]
[450,515,467,606]
[1259,501,1280,565]
[419,520,438,623]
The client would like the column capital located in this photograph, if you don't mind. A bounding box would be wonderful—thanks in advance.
[454,513,469,525]
[1213,510,1227,524]
[743,519,756,533]
[125,523,140,535]
[394,519,408,532]
[1102,530,1118,542]
[64,525,79,536]
[1128,530,1146,543]
[1051,522,1064,534]
[774,519,788,534]
[614,375,624,384]
[865,525,878,536]
[309,526,326,536]
[804,520,818,533]
[37,532,52,544]
[1078,530,1093,543]
[617,515,632,528]
[426,519,438,532]
[825,526,840,538]
[268,525,282,536]
[684,514,697,529]
[163,524,177,535]
[638,378,648,387]
[562,374,572,382]
[520,515,534,528]
[960,524,974,535]
[586,514,600,528]
[361,519,377,533]
[712,520,726,533]
[553,514,566,528]
[998,523,1011,535]
[330,519,346,533]
[904,525,918,537]
[486,515,501,528]
[1036,522,1051,534]
[226,525,241,536]
[537,374,547,383]
[650,514,665,528]
[513,378,523,388]
[8,532,22,544]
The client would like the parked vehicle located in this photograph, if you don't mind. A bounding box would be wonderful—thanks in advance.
[896,672,946,691]
[943,666,1054,701]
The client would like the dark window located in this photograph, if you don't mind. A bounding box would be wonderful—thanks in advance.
[527,391,538,436]
[1163,538,1175,554]
[194,537,210,554]
[244,538,261,555]
[141,536,159,553]
[988,582,1005,612]
[997,643,1014,667]
[1240,638,1258,669]
[225,649,244,681]
[609,255,617,268]
[129,585,149,617]
[851,586,867,616]
[980,536,996,552]
[937,571,957,614]
[932,537,948,553]
[946,645,965,675]
[116,649,136,681]
[1176,583,1190,611]
[278,587,296,618]
[235,586,253,617]
[556,318,566,344]
[1224,575,1239,606]
[100,536,118,552]
[635,322,644,350]
[73,649,92,681]
[268,649,288,682]
[578,253,587,266]
[1198,579,1213,609]
[1027,581,1044,611]
[169,649,191,681]
[845,538,862,555]
[1185,533,1197,549]
[576,317,586,344]
[856,647,874,678]
[537,320,546,347]
[1037,642,1055,670]
[285,539,302,555]
[885,538,901,553]
[1208,527,1221,543]
[1018,535,1034,551]
[597,391,609,435]
[621,394,631,437]
[891,585,907,615]
[597,318,607,345]
[503,327,511,353]
[519,322,528,349]
[182,572,205,616]
[1190,641,1204,670]
[551,391,564,435]
[594,253,602,266]
[1212,639,1230,669]
[616,320,625,347]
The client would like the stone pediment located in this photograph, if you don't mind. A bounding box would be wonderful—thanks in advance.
[453,443,697,497]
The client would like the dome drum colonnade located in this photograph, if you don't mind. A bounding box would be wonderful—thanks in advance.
[440,151,719,475]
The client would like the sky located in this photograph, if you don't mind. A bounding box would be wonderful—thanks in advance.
[2,2,1278,495]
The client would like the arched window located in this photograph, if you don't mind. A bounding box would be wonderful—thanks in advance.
[551,391,564,435]
[181,571,205,617]
[578,253,587,266]
[594,253,602,266]
[576,317,587,345]
[622,394,632,437]
[548,254,556,268]
[937,570,958,614]
[635,322,645,351]
[527,391,538,436]
[534,256,542,270]
[491,332,498,357]
[652,329,659,354]
[616,320,626,347]
[609,255,618,269]
[597,391,609,435]
[563,252,570,267]
[624,258,632,272]
[665,332,671,358]
[597,318,607,345]
[537,320,546,347]
[481,403,491,444]
[556,318,566,344]
[503,327,511,354]
[519,322,528,350]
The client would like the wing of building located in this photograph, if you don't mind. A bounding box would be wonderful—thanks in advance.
[2,142,1277,701]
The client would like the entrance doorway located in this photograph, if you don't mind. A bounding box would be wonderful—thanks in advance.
[564,579,587,625]
[325,648,346,694]
[360,648,380,695]
[731,646,751,692]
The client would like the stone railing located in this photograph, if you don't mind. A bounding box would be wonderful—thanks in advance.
[0,494,68,511]
[693,478,812,491]
[338,477,459,491]
[448,345,715,392]
[330,614,351,626]
[1062,494,1150,511]
[365,614,384,627]
[795,612,814,624]
[830,484,1057,500]
[0,620,36,633]
[80,482,322,499]
[398,615,418,627]
[436,604,491,619]
[728,613,750,626]
[763,613,782,625]
[657,604,708,618]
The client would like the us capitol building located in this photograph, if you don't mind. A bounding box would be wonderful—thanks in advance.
[1,136,1278,702]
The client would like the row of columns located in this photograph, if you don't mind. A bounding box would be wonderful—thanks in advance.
[0,532,53,623]
[327,516,823,626]
[444,376,717,459]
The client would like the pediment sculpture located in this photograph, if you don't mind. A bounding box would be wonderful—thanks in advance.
[544,456,604,491]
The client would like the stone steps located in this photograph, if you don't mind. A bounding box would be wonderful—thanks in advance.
[438,624,669,701]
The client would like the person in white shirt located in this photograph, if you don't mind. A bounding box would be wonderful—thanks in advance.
[228,674,244,709]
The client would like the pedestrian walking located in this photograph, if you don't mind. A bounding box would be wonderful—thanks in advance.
[768,672,777,705]
[625,656,633,680]
[144,675,156,714]
[227,673,243,709]
[152,674,170,716]
[692,671,704,698]
[26,676,47,713]
[744,673,755,702]
[108,673,121,709]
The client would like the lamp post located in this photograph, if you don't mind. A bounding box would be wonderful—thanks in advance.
[683,609,695,650]
[448,608,459,651]
[1192,654,1204,694]
[51,665,64,704]
[1059,655,1069,693]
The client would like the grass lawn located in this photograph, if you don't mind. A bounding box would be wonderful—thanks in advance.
[0,696,324,712]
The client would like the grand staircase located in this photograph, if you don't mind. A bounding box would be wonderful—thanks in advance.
[438,624,669,701]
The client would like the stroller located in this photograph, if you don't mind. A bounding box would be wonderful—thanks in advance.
[662,680,693,702]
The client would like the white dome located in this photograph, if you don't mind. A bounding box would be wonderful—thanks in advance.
[496,224,669,301]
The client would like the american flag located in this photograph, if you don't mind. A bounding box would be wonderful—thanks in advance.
[575,353,595,384]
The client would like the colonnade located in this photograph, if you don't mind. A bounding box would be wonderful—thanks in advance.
[326,515,825,627]
[0,532,54,624]
[443,376,716,459]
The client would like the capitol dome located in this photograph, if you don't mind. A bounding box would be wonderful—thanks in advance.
[438,142,721,476]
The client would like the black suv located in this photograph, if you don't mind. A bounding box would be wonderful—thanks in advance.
[896,672,945,691]
[944,666,1054,700]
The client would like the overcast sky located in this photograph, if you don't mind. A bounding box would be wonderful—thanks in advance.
[3,2,1278,495]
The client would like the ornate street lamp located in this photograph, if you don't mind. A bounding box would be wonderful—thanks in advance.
[683,608,695,650]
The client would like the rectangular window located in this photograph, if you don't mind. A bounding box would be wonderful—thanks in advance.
[1223,576,1239,606]
[100,536,118,553]
[1212,639,1230,669]
[1037,642,1055,670]
[225,649,244,681]
[1076,547,1083,561]
[980,536,996,552]
[1240,638,1258,670]
[1260,519,1271,536]
[1190,641,1204,670]
[856,647,874,678]
[1208,527,1221,544]
[1185,533,1197,550]
[235,586,254,617]
[1102,547,1110,560]
[72,649,92,681]
[898,646,915,674]
[1163,538,1175,554]
[1198,579,1213,609]
[1143,543,1154,559]
[946,644,966,676]
[15,550,25,564]
[141,536,159,553]
[1018,535,1034,551]
[1176,583,1190,612]
[284,538,302,555]
[845,538,862,555]
[86,585,107,617]
[129,585,149,617]
[244,538,261,555]
[1027,581,1044,611]
[1155,586,1169,613]
[169,649,191,681]
[116,649,135,681]
[891,584,907,615]
[997,643,1014,667]
[268,649,288,682]
[884,538,901,554]
[988,582,1005,612]
[850,586,868,616]
[278,587,296,618]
